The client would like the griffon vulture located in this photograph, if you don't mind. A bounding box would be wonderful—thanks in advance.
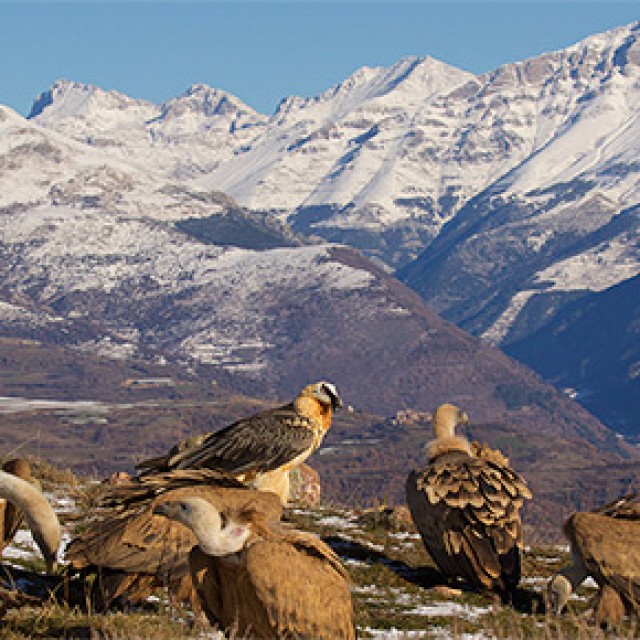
[137,381,342,505]
[154,490,355,639]
[548,494,640,628]
[0,468,60,572]
[65,469,282,611]
[406,403,532,597]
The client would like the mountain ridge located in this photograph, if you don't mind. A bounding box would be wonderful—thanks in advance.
[1,20,639,466]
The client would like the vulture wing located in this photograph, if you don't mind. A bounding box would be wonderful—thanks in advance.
[565,511,640,611]
[406,450,531,592]
[66,504,195,576]
[66,470,277,576]
[137,404,317,476]
[244,537,355,640]
[189,546,275,638]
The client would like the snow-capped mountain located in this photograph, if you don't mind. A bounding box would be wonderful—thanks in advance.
[1,194,621,462]
[3,20,640,439]
[0,93,629,466]
[396,22,640,433]
[30,80,268,180]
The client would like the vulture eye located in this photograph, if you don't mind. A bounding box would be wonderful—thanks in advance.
[179,503,188,512]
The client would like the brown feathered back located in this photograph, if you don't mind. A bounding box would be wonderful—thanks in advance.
[65,469,278,609]
[407,443,531,593]
[564,507,640,612]
[189,522,354,640]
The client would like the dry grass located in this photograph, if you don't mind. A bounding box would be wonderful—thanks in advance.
[1,467,639,638]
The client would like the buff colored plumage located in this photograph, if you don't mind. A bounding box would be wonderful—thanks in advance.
[548,494,640,628]
[406,403,532,596]
[65,469,282,610]
[137,381,342,505]
[154,491,355,640]
[0,459,34,554]
[0,468,60,572]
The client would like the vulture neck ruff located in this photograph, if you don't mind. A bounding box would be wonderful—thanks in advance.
[426,435,473,461]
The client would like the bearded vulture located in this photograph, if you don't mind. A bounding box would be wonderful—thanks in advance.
[137,381,342,505]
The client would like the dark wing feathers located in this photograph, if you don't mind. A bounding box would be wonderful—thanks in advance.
[138,404,317,476]
[66,470,263,575]
[407,451,530,591]
[99,469,244,510]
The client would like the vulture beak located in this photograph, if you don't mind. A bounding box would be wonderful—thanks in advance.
[152,503,171,517]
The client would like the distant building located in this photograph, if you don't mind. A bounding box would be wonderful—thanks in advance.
[391,408,431,427]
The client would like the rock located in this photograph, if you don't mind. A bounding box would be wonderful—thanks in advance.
[356,505,417,533]
[289,464,321,507]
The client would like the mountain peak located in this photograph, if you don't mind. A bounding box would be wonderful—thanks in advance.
[28,79,155,122]
[28,79,90,118]
[273,55,473,122]
[159,83,262,120]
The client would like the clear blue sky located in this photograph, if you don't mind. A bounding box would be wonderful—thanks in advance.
[1,2,639,116]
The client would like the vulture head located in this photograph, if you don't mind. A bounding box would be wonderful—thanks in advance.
[297,381,342,411]
[425,403,472,460]
[547,573,573,614]
[154,496,253,557]
[432,403,469,439]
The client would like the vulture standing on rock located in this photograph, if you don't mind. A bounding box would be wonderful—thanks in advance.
[0,468,60,572]
[137,381,342,505]
[548,494,640,629]
[154,489,355,640]
[406,403,532,597]
[65,469,282,611]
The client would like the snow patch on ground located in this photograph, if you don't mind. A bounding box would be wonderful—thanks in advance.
[405,602,492,621]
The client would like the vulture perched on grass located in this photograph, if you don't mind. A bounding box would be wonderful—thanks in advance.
[0,467,60,572]
[65,469,282,611]
[406,403,532,598]
[154,488,355,639]
[137,381,342,505]
[548,494,640,629]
